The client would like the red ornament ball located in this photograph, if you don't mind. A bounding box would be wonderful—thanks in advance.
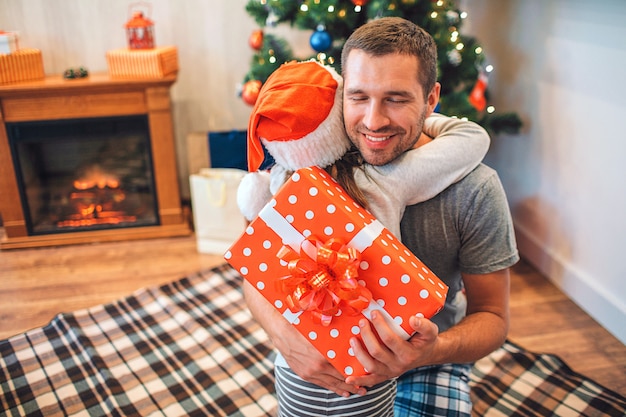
[242,80,262,106]
[248,29,264,51]
[351,0,369,5]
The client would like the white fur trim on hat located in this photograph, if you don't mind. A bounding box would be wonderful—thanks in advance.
[237,171,272,221]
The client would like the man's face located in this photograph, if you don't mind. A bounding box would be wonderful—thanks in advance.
[343,50,439,166]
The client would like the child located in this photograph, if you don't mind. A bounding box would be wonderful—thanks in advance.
[237,60,489,417]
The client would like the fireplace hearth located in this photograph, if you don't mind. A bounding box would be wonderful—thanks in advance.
[0,73,191,249]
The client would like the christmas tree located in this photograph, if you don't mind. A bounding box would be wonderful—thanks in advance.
[241,0,521,135]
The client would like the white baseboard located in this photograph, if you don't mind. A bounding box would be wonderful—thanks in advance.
[514,222,626,345]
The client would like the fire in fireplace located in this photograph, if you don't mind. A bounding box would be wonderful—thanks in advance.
[58,165,136,228]
[7,115,159,235]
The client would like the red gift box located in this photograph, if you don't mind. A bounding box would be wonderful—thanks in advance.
[225,166,448,377]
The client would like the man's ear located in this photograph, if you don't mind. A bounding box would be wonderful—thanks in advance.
[426,82,441,116]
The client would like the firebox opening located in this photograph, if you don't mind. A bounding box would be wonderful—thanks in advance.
[7,115,160,235]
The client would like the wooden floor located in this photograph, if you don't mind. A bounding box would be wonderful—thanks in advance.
[1,230,625,396]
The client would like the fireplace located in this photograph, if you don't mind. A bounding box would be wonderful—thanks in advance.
[0,73,191,249]
[8,115,159,234]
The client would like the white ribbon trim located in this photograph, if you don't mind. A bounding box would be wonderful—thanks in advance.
[282,308,303,325]
[258,203,384,256]
[361,300,411,339]
[349,220,385,252]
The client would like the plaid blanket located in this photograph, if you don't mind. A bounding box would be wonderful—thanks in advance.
[470,341,626,417]
[0,265,276,417]
[1,265,624,416]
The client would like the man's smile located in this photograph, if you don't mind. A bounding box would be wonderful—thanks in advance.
[364,134,392,142]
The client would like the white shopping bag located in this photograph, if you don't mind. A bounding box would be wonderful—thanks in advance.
[189,168,247,254]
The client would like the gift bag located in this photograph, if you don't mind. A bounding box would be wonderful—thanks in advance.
[190,168,247,254]
[208,130,249,170]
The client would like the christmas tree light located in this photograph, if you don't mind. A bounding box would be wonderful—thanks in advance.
[242,0,521,134]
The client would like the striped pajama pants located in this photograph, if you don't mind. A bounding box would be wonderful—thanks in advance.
[275,366,395,417]
[274,363,471,416]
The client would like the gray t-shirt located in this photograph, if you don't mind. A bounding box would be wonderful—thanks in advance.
[400,163,520,332]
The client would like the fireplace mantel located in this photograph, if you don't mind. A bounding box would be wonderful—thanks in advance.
[0,73,191,249]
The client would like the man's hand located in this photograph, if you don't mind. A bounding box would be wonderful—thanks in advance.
[277,322,367,397]
[345,311,439,387]
[242,280,365,397]
[346,269,510,388]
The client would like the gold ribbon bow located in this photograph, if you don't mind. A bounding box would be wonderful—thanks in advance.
[276,237,372,326]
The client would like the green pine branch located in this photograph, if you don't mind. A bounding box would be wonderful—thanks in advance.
[243,0,522,135]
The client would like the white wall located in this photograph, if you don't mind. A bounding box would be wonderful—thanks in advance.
[2,0,625,343]
[461,0,626,343]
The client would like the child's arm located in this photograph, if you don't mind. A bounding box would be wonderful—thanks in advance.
[377,113,490,206]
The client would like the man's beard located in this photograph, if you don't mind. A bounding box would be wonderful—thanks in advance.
[349,107,427,166]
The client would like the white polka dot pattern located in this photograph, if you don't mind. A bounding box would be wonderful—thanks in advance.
[224,166,448,378]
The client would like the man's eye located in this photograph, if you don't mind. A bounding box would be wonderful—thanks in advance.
[348,96,368,102]
[388,97,408,103]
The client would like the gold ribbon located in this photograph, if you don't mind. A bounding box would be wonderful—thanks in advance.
[276,237,372,326]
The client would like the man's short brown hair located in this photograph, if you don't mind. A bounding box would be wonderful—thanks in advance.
[341,17,438,100]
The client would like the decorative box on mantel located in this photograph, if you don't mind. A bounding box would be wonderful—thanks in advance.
[0,73,191,249]
[0,48,45,85]
[106,46,178,79]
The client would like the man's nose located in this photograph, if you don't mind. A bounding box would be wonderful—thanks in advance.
[362,102,390,131]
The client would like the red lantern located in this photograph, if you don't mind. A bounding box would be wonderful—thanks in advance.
[351,0,369,5]
[125,11,155,49]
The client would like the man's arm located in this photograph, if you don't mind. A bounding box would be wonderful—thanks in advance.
[242,280,366,397]
[345,268,510,387]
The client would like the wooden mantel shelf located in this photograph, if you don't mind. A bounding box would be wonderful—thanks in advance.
[0,73,191,249]
[0,73,177,95]
[0,73,178,123]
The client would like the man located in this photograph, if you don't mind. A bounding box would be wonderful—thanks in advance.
[243,17,519,416]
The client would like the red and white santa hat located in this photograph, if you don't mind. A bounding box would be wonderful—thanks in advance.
[247,60,351,172]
